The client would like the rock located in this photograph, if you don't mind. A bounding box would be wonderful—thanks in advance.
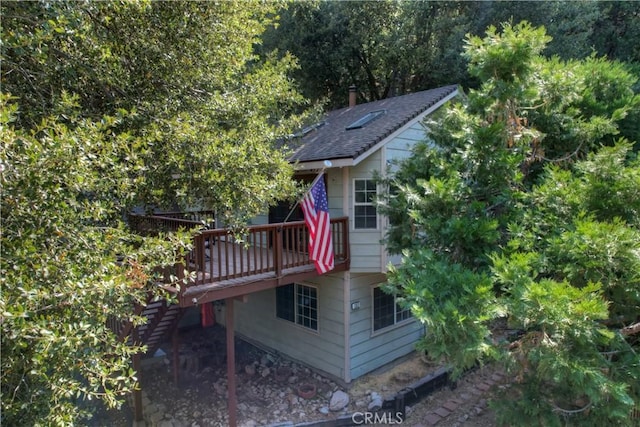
[318,406,330,415]
[145,403,160,415]
[260,354,274,367]
[148,410,165,424]
[261,367,271,378]
[213,385,224,395]
[329,390,350,412]
[370,391,381,401]
[245,364,256,376]
[367,397,383,411]
[287,393,299,405]
[287,375,298,384]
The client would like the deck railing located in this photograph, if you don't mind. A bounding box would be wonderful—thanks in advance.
[129,212,350,289]
[128,211,215,235]
[185,217,350,286]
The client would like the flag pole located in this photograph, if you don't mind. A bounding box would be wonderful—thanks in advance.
[282,160,332,223]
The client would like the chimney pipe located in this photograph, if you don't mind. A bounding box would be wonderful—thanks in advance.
[349,85,357,107]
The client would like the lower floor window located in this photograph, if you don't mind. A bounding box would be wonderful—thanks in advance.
[373,285,412,331]
[276,283,318,331]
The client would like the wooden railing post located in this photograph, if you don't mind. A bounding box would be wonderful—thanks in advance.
[194,233,204,271]
[274,227,283,277]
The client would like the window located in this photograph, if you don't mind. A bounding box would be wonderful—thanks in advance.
[276,283,318,331]
[373,285,412,332]
[354,179,377,229]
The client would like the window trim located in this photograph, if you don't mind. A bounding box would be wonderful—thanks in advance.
[370,284,413,335]
[275,283,320,333]
[353,178,378,230]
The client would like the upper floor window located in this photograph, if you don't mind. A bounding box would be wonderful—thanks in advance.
[373,285,412,332]
[276,283,318,331]
[354,179,377,229]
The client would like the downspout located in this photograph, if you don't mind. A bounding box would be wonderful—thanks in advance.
[380,143,388,272]
[342,166,351,383]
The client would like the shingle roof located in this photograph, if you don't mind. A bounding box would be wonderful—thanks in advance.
[289,85,458,164]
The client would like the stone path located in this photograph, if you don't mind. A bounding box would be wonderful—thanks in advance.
[406,366,507,426]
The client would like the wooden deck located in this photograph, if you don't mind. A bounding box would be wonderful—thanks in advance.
[130,213,350,305]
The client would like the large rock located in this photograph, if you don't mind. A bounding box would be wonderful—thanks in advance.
[368,397,383,411]
[329,390,350,412]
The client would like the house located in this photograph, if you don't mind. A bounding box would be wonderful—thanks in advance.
[228,84,459,383]
[123,84,458,424]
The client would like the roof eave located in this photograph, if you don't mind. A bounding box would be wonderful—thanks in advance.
[293,158,354,172]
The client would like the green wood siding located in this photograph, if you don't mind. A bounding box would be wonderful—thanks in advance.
[233,274,346,379]
[347,273,424,380]
[349,122,429,273]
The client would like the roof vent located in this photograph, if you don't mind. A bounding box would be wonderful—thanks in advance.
[345,110,386,131]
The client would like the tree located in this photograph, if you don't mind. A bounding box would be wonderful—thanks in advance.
[1,1,308,424]
[2,1,307,222]
[264,1,640,109]
[380,22,640,425]
[261,0,407,108]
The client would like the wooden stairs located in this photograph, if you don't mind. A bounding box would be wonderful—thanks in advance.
[134,298,184,357]
[108,295,184,358]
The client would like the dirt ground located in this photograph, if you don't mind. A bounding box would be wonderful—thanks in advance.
[89,326,499,426]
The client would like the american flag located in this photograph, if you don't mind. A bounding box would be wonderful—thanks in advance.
[300,174,334,274]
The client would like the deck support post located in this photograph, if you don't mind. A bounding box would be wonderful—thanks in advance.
[132,327,144,422]
[172,326,180,386]
[226,298,237,427]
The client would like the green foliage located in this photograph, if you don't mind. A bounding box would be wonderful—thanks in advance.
[387,250,499,377]
[1,95,190,425]
[1,1,310,424]
[381,22,640,425]
[263,1,640,108]
[2,0,307,225]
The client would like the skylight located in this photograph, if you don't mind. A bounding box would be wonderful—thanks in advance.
[345,110,386,130]
[291,121,325,138]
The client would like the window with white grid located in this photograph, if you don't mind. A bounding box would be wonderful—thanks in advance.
[276,283,318,331]
[354,179,377,229]
[373,285,412,332]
